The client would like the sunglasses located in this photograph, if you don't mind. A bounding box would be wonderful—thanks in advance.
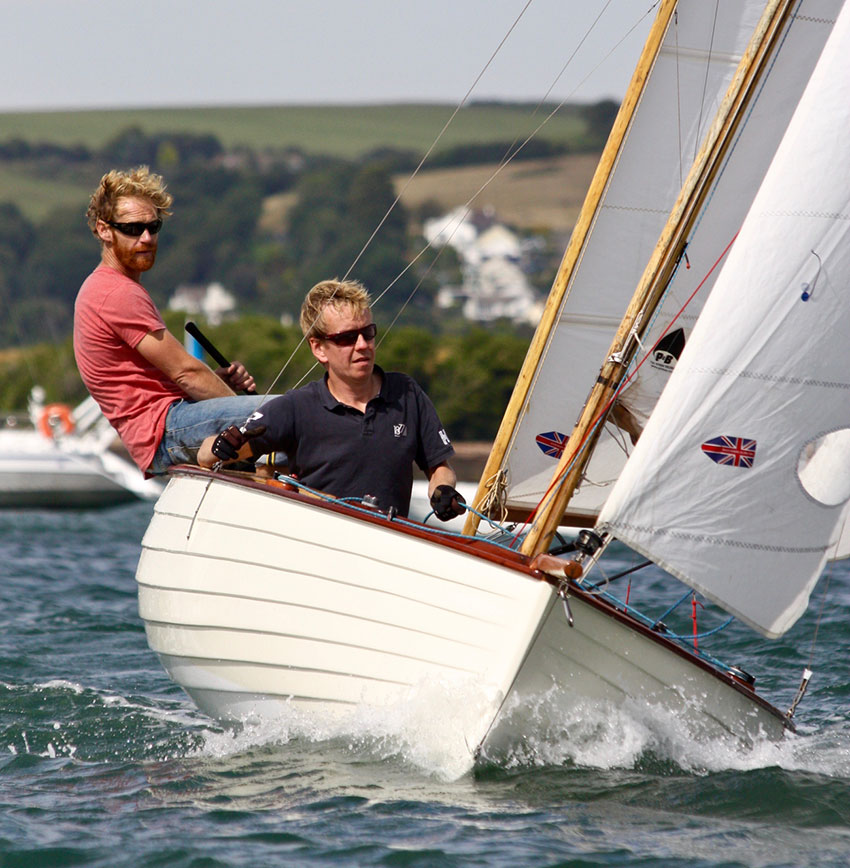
[105,218,163,237]
[321,323,378,346]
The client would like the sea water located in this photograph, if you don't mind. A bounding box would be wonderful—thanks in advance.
[1,501,849,867]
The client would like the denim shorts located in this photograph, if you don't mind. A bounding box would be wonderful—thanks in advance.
[148,395,271,475]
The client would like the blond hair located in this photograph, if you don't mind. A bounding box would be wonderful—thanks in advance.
[300,279,372,338]
[86,166,173,236]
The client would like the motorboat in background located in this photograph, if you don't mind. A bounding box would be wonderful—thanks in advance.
[0,387,161,508]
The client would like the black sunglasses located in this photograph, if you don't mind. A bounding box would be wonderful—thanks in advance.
[105,218,163,237]
[321,323,378,346]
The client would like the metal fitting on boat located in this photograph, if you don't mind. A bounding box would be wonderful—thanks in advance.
[575,529,604,558]
[727,666,756,690]
[557,585,574,627]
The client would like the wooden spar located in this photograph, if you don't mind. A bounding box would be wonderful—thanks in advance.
[462,0,678,537]
[519,0,797,557]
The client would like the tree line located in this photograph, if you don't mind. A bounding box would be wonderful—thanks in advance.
[0,101,619,436]
[0,134,492,346]
[0,99,618,348]
[0,314,532,441]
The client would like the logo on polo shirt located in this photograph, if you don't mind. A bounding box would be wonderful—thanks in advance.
[439,428,451,446]
[394,423,407,438]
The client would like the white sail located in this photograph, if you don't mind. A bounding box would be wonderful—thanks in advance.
[502,0,840,520]
[599,0,850,638]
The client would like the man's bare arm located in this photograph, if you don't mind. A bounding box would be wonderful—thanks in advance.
[136,329,239,400]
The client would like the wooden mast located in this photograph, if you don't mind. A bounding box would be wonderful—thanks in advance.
[462,0,678,537]
[519,0,798,557]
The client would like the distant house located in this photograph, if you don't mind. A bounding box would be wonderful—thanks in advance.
[167,282,236,325]
[466,224,522,266]
[423,206,478,256]
[426,208,541,324]
[462,258,540,324]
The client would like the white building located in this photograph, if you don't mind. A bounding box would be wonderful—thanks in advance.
[168,282,236,325]
[423,206,478,256]
[463,258,541,324]
[427,209,540,324]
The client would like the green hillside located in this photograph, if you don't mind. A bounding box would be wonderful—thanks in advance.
[0,102,590,159]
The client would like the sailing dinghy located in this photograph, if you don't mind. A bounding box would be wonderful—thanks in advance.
[136,0,847,759]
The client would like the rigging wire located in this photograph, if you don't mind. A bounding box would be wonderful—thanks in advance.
[255,0,537,400]
[260,1,660,400]
[374,1,660,337]
[341,0,537,283]
[693,1,721,165]
[789,514,847,717]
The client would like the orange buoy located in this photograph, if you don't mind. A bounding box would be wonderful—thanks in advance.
[38,403,75,439]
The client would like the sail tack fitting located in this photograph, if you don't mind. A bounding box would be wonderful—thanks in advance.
[609,309,646,366]
[786,667,813,720]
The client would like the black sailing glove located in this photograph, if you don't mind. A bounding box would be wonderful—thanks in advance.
[429,484,467,521]
[211,425,267,462]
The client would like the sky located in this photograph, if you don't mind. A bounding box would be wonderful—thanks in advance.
[1,1,657,112]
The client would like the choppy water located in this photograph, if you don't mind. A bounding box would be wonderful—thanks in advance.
[2,501,849,867]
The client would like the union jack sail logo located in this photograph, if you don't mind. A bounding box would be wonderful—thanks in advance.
[536,430,568,459]
[700,435,757,468]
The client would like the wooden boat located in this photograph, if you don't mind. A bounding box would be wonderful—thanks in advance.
[136,0,847,763]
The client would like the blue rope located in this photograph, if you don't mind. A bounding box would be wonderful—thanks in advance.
[578,577,735,670]
[274,475,522,552]
[655,589,693,624]
[668,615,735,642]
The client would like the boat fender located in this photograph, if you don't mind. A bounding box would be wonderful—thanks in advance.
[37,403,75,439]
[529,553,583,580]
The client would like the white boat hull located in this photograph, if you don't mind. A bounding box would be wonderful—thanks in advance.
[137,469,789,757]
[0,429,161,508]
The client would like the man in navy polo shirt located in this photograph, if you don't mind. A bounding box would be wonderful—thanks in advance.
[198,279,466,521]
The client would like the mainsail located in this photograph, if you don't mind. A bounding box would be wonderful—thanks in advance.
[470,0,840,529]
[599,0,850,638]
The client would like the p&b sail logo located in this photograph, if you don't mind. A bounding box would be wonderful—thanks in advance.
[650,328,686,373]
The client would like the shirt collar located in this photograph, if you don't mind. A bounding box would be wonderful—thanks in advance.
[319,365,386,410]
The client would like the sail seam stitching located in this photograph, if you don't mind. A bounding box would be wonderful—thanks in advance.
[687,368,850,389]
[607,523,833,553]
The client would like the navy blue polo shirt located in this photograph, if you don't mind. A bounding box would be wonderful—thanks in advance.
[250,367,454,516]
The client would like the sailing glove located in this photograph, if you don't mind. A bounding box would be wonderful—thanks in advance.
[430,484,467,521]
[211,425,267,462]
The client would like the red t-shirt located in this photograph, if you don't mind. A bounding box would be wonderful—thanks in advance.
[74,265,184,472]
